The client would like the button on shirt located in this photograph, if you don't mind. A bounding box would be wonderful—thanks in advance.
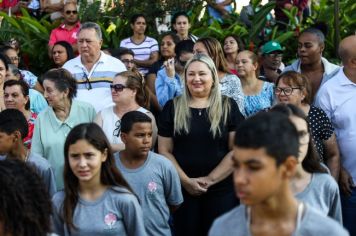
[315,68,356,183]
[31,100,96,190]
[48,22,81,46]
[63,52,126,112]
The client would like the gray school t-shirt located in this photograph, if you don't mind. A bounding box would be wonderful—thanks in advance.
[0,153,56,196]
[209,204,349,236]
[115,151,183,236]
[52,186,147,236]
[295,173,342,223]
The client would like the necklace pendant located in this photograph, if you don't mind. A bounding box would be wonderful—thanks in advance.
[199,110,202,116]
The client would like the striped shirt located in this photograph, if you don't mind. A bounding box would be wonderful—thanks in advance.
[63,51,126,112]
[120,36,159,75]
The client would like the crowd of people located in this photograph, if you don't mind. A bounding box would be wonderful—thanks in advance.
[0,2,356,236]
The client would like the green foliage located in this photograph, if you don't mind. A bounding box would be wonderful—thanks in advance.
[1,0,355,75]
[0,9,59,75]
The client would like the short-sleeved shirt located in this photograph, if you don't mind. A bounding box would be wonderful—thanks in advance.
[220,73,245,116]
[158,96,244,190]
[244,81,274,117]
[308,105,334,161]
[62,52,126,112]
[295,173,342,223]
[52,186,147,236]
[31,100,96,190]
[209,204,349,236]
[48,22,81,46]
[115,151,183,236]
[120,36,159,75]
[0,152,57,196]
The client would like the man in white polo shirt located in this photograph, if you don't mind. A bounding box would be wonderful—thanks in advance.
[63,22,126,112]
[315,35,356,235]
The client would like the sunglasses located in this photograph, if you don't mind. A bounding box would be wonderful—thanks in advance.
[65,10,78,15]
[110,84,126,92]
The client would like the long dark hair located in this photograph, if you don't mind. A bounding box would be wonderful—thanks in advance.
[62,123,133,231]
[270,104,328,174]
[115,71,150,109]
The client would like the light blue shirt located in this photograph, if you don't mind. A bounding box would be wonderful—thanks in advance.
[155,68,183,108]
[315,68,356,183]
[31,100,96,190]
[29,89,48,114]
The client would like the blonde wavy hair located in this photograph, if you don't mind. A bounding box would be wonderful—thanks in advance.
[173,54,231,138]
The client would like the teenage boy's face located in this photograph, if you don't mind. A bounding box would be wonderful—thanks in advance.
[232,147,286,206]
[121,122,152,157]
[0,131,15,155]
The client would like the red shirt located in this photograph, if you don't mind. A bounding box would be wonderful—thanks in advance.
[0,0,19,9]
[48,22,80,46]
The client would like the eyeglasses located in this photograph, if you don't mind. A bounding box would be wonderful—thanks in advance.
[178,59,188,67]
[121,59,135,64]
[9,56,20,62]
[274,87,301,96]
[82,73,92,90]
[110,84,126,92]
[65,10,78,15]
[267,53,283,58]
[113,120,121,137]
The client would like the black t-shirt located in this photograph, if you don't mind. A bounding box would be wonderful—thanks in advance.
[158,96,244,189]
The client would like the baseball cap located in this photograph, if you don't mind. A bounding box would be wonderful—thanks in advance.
[262,41,283,54]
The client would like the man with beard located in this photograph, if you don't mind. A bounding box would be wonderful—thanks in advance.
[48,1,80,54]
[259,41,284,83]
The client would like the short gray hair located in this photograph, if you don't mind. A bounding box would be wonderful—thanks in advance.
[78,22,102,40]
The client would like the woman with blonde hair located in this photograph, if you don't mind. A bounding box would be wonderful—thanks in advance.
[193,37,245,116]
[158,54,244,236]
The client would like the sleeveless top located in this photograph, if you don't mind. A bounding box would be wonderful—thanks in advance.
[100,105,149,144]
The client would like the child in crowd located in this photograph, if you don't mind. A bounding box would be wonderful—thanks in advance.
[115,111,183,236]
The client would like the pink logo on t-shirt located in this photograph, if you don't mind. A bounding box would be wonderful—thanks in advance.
[104,213,117,229]
[147,181,157,193]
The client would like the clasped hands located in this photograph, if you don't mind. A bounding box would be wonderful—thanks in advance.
[183,176,215,196]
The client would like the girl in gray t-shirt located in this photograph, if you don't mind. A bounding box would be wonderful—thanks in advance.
[271,104,342,222]
[51,123,147,236]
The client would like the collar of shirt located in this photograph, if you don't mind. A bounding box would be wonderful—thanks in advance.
[59,21,81,30]
[339,67,356,86]
[48,101,79,132]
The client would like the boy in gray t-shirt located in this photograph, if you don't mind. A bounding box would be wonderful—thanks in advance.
[116,111,183,236]
[0,109,56,196]
[209,112,349,236]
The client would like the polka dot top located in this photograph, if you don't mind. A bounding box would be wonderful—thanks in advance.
[308,105,334,162]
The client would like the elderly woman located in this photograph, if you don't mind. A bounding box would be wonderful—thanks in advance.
[6,64,47,114]
[193,37,245,116]
[236,50,274,117]
[158,54,244,236]
[31,68,96,190]
[3,80,38,149]
[275,71,340,179]
[95,71,157,153]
